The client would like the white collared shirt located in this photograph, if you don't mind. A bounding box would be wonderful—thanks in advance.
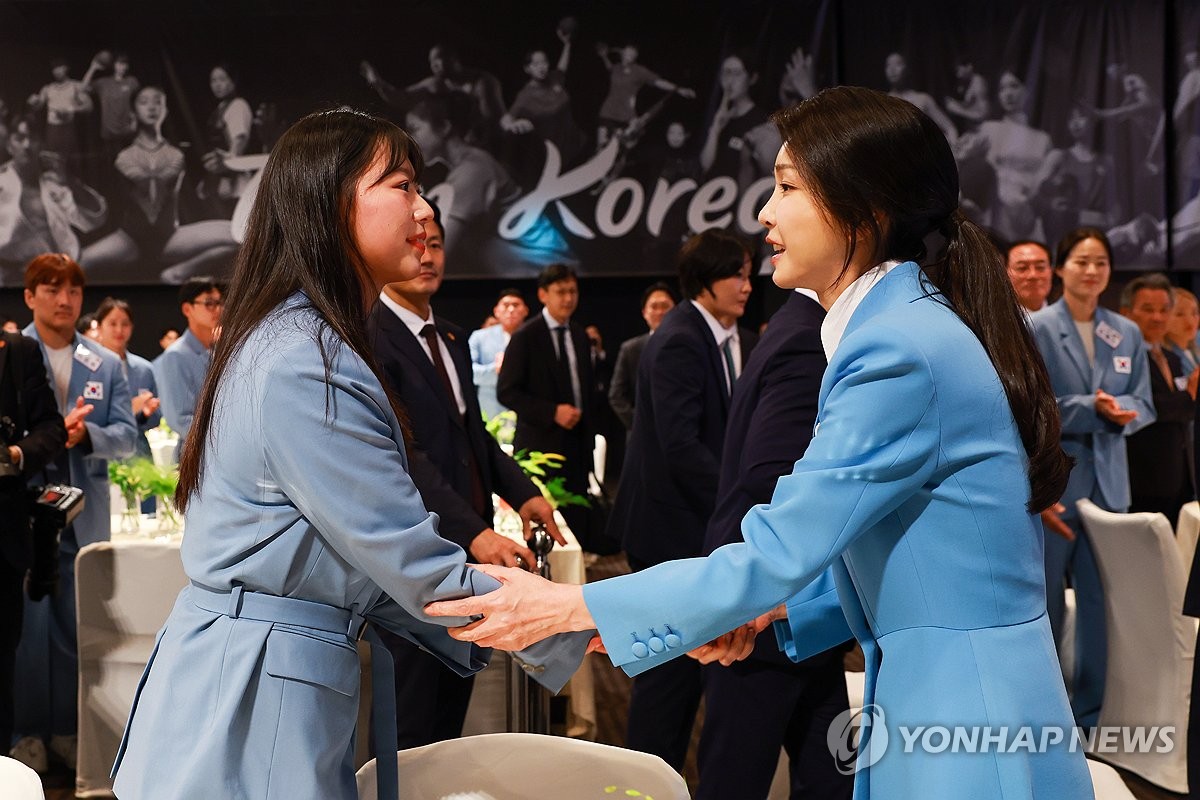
[820,260,902,360]
[379,292,466,415]
[541,307,582,409]
[690,299,741,387]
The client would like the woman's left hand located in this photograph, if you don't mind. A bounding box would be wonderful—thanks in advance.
[425,563,593,651]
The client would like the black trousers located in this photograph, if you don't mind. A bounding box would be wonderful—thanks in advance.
[697,648,853,800]
[0,559,23,750]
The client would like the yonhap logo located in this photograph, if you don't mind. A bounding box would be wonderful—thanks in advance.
[825,704,1175,777]
[827,704,888,775]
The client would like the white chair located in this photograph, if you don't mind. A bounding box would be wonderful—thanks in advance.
[1086,758,1137,800]
[1176,500,1200,572]
[1077,499,1195,793]
[75,540,189,796]
[1059,587,1077,693]
[0,756,45,799]
[356,733,688,800]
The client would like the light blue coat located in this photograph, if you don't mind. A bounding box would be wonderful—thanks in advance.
[583,263,1093,799]
[1028,299,1155,514]
[112,295,588,800]
[21,324,137,550]
[468,323,511,419]
[123,351,162,458]
[152,328,209,444]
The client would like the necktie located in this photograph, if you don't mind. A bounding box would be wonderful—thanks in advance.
[1150,346,1173,388]
[553,326,575,405]
[420,323,489,516]
[421,324,457,404]
[721,335,738,395]
[554,326,569,365]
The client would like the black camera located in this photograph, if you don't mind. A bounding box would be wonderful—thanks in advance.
[0,416,20,479]
[0,416,85,601]
[25,484,85,602]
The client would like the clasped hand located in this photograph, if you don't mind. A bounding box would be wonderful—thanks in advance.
[425,563,591,651]
[686,604,785,666]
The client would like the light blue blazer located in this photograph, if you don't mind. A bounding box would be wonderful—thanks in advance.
[1028,299,1154,514]
[152,328,209,444]
[583,262,1093,799]
[22,324,137,551]
[112,295,588,800]
[468,323,510,419]
[124,351,162,458]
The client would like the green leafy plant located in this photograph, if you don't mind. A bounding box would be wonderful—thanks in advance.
[483,409,589,510]
[511,449,591,510]
[108,457,181,528]
[483,409,516,446]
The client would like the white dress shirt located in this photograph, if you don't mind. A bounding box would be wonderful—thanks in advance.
[821,260,902,360]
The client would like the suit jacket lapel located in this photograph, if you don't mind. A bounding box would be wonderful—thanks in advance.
[1053,300,1094,388]
[438,317,479,425]
[1090,307,1122,387]
[383,309,464,429]
[682,303,729,412]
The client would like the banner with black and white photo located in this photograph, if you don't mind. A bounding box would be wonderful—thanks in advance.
[0,0,1193,284]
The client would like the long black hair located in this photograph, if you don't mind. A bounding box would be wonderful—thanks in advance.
[176,108,423,511]
[770,86,1070,513]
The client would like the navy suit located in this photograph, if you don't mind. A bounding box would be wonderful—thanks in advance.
[697,292,851,800]
[497,313,596,542]
[368,303,540,747]
[607,300,755,769]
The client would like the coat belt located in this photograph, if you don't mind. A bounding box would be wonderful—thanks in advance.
[188,580,400,800]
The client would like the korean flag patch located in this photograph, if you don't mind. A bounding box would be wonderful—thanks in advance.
[83,380,104,400]
[1112,356,1132,374]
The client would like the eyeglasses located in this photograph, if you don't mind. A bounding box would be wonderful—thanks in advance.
[191,299,224,309]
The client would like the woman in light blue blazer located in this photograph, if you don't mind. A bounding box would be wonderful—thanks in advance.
[95,297,163,460]
[1028,228,1154,729]
[111,110,588,800]
[429,87,1094,799]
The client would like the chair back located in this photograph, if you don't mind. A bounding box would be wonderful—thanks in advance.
[1077,499,1195,793]
[75,540,188,796]
[357,733,688,800]
[1086,758,1137,800]
[0,756,45,799]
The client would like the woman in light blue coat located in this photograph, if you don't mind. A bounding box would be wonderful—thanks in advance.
[111,110,588,800]
[1029,228,1154,729]
[95,297,163,460]
[429,87,1094,799]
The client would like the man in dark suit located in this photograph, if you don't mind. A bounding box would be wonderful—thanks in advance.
[367,210,563,748]
[696,289,852,799]
[608,282,676,432]
[1120,273,1196,525]
[498,263,597,543]
[607,228,756,769]
[0,331,66,756]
